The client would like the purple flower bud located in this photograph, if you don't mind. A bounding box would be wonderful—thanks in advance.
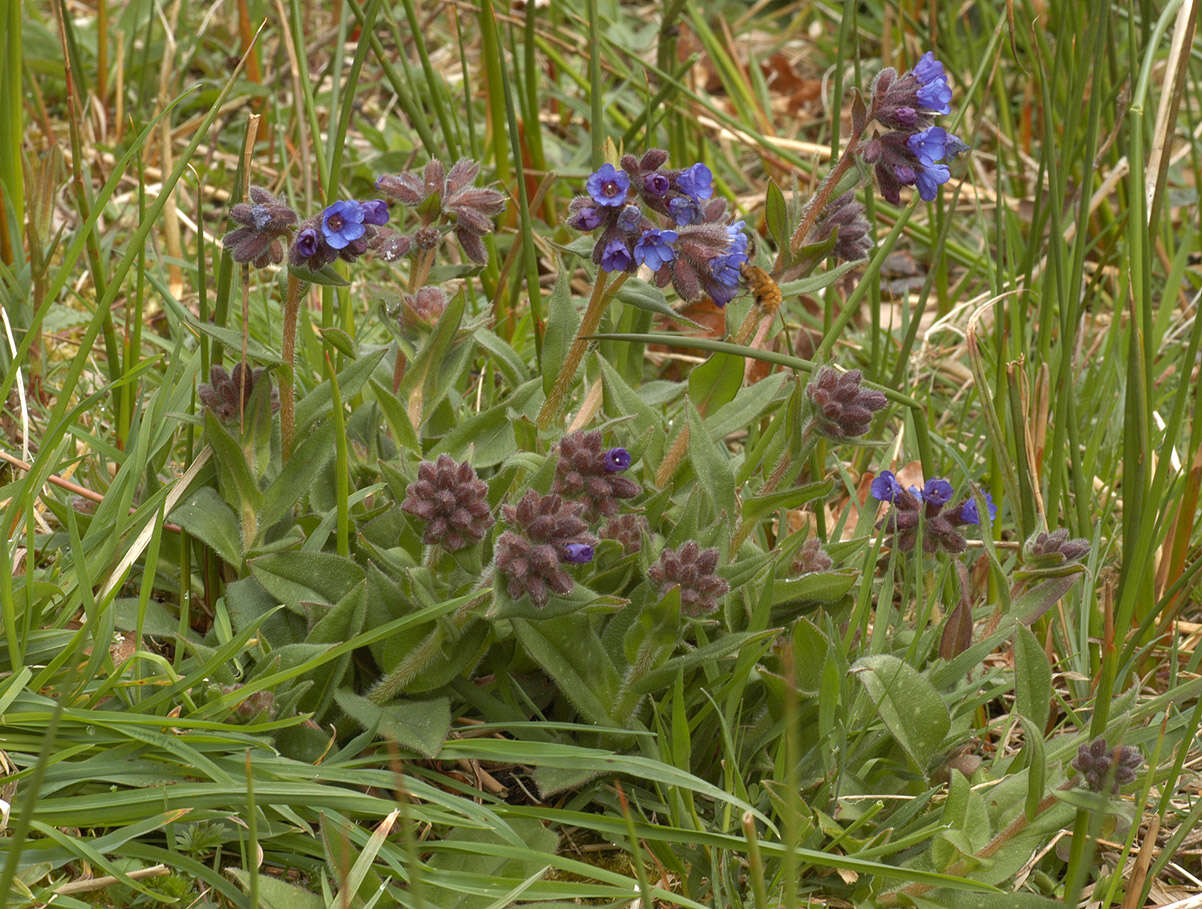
[617,204,644,233]
[602,447,631,472]
[361,199,390,225]
[669,195,701,227]
[294,227,321,260]
[643,172,670,196]
[568,203,603,231]
[586,163,630,208]
[560,542,595,564]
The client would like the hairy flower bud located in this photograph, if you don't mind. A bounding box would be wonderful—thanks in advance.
[806,367,888,439]
[648,541,729,616]
[401,455,494,551]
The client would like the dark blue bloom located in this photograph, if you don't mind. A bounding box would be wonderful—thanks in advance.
[871,470,904,502]
[599,237,634,272]
[669,195,701,226]
[586,163,630,208]
[617,204,644,233]
[915,162,951,201]
[958,491,997,525]
[643,172,670,196]
[708,253,744,304]
[907,126,948,167]
[293,227,321,260]
[633,229,677,271]
[361,199,390,226]
[602,447,631,472]
[676,163,713,202]
[921,478,954,506]
[321,200,366,250]
[560,542,595,564]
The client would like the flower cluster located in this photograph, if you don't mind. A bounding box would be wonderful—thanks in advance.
[222,187,298,267]
[791,537,833,575]
[808,193,873,262]
[198,362,278,422]
[861,52,967,204]
[391,286,449,331]
[567,151,751,306]
[805,367,888,439]
[870,471,996,554]
[601,513,648,554]
[1023,528,1091,567]
[494,492,599,608]
[376,158,507,265]
[290,198,391,270]
[552,430,641,519]
[400,455,495,552]
[648,541,729,616]
[1072,737,1143,794]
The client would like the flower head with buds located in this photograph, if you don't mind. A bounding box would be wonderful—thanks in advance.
[1072,737,1143,794]
[871,471,997,554]
[198,362,278,422]
[806,367,889,439]
[649,541,729,616]
[553,430,641,519]
[494,491,599,608]
[222,187,298,267]
[401,455,495,551]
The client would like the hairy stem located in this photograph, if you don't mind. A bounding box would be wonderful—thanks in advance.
[280,273,302,459]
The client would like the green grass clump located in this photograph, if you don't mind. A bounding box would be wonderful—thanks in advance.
[1,0,1200,906]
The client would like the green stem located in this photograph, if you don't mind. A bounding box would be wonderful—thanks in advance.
[787,132,863,256]
[537,270,628,428]
[281,273,302,459]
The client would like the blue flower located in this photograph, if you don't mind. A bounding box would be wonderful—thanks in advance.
[915,162,951,201]
[586,163,630,208]
[676,163,713,202]
[602,447,631,472]
[617,204,644,233]
[633,229,678,271]
[726,220,750,257]
[560,542,595,564]
[321,200,366,249]
[708,253,744,304]
[669,195,701,226]
[921,478,954,506]
[599,237,634,272]
[913,52,952,115]
[907,126,948,167]
[361,199,390,226]
[958,491,997,525]
[871,470,904,502]
[293,227,321,260]
[912,51,945,84]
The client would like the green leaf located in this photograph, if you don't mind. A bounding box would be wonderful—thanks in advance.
[1011,569,1084,624]
[368,377,420,452]
[541,268,578,399]
[204,409,262,544]
[1017,716,1047,821]
[930,769,991,871]
[764,179,789,252]
[771,570,857,609]
[741,480,835,528]
[169,486,243,567]
[249,551,366,609]
[512,616,620,727]
[688,350,744,417]
[294,347,388,440]
[335,690,451,759]
[258,418,337,531]
[852,654,951,772]
[225,869,324,909]
[430,378,540,468]
[616,280,698,324]
[631,630,778,695]
[912,895,1064,909]
[1013,624,1052,731]
[319,325,357,358]
[705,371,786,439]
[687,400,736,522]
[400,288,468,427]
